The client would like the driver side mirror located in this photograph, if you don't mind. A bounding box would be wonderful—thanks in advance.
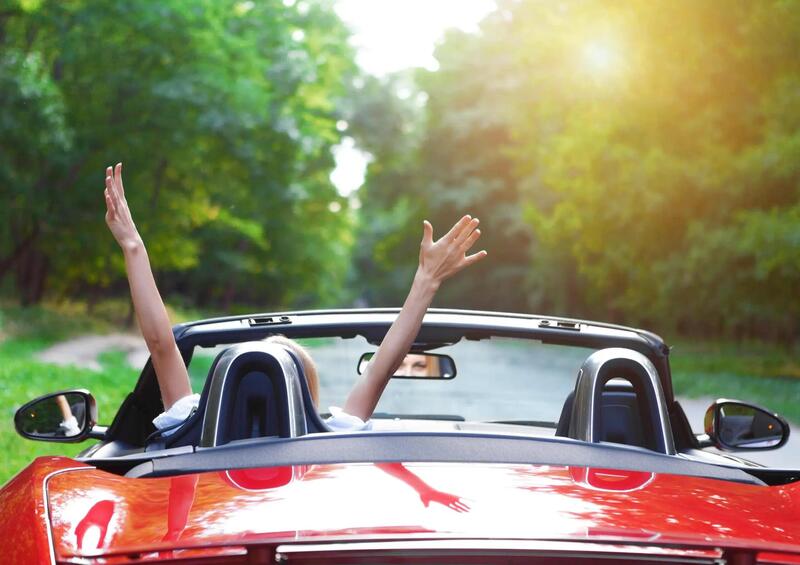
[704,399,789,451]
[14,390,97,443]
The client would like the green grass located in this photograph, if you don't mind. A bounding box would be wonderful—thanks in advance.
[0,338,138,486]
[669,340,800,423]
[0,300,222,486]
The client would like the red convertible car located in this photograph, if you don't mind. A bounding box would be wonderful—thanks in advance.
[2,309,798,564]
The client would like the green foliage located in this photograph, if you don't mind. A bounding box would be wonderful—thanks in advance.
[2,0,799,341]
[0,301,115,342]
[352,0,800,337]
[344,74,426,305]
[0,0,356,309]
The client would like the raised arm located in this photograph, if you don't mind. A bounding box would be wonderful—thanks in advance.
[104,163,192,409]
[342,215,487,420]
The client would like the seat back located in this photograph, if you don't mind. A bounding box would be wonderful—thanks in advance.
[218,369,285,442]
[555,349,675,454]
[597,390,645,447]
[200,342,308,446]
[155,341,327,450]
[556,386,646,448]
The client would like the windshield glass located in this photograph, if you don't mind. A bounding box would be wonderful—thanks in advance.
[190,336,595,426]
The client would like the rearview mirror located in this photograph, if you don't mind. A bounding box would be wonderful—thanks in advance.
[14,390,97,442]
[358,352,456,379]
[704,399,789,451]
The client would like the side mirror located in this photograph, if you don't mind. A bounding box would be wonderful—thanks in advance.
[14,390,97,443]
[704,399,789,451]
[358,352,457,379]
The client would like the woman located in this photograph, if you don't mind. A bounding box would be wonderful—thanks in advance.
[103,162,487,433]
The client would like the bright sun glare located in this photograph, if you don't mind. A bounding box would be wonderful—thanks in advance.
[583,42,617,74]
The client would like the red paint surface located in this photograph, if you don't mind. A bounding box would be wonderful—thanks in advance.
[0,457,91,564]
[33,461,799,561]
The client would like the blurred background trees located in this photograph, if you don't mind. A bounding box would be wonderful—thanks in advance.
[351,0,800,340]
[1,0,355,310]
[2,0,799,341]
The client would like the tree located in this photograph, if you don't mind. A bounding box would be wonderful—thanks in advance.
[351,0,800,338]
[0,0,357,310]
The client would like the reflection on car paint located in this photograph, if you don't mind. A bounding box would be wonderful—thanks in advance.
[44,460,800,561]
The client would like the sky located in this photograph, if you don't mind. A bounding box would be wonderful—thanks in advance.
[328,0,497,197]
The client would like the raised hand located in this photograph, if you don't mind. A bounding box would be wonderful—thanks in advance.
[104,163,141,250]
[418,215,487,286]
[101,161,193,409]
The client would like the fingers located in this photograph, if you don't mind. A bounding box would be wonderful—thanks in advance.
[447,498,470,513]
[442,214,472,242]
[460,228,481,252]
[463,249,488,267]
[455,220,480,248]
[422,220,433,247]
[104,189,115,217]
[114,162,125,196]
[105,162,129,215]
[105,172,121,211]
[105,173,115,205]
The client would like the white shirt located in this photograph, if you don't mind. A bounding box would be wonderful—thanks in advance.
[152,394,370,436]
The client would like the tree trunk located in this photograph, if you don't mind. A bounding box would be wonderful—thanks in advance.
[16,244,49,305]
[0,226,39,281]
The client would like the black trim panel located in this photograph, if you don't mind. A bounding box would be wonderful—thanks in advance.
[124,431,763,485]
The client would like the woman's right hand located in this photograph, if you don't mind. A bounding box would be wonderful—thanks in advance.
[417,215,487,287]
[104,162,142,251]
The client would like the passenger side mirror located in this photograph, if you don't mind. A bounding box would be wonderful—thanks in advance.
[358,352,457,379]
[704,399,789,451]
[14,390,97,442]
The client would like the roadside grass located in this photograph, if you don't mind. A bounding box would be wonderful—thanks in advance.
[0,340,138,486]
[0,300,210,486]
[669,340,800,423]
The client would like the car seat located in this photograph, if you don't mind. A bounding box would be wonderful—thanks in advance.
[156,341,328,449]
[555,381,650,449]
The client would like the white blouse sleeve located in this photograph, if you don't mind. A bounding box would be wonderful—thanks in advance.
[325,406,372,432]
[152,393,201,436]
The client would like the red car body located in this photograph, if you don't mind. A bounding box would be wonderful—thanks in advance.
[2,456,799,563]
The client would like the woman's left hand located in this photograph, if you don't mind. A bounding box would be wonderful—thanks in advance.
[418,215,487,286]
